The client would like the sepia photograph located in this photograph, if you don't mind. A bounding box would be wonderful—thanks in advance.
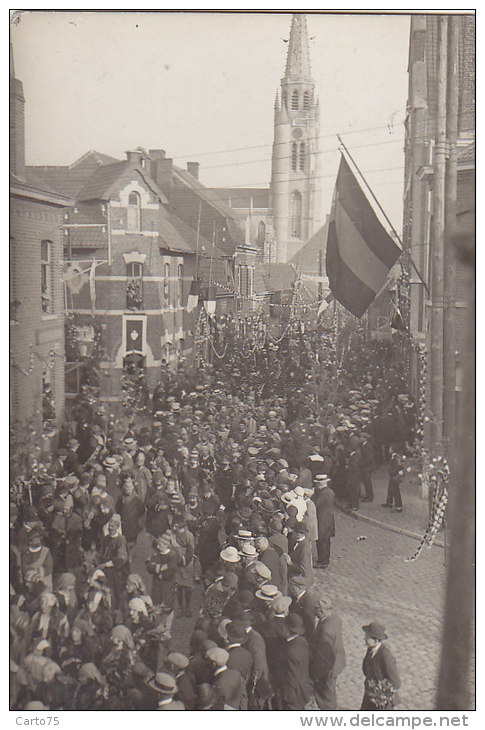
[9,9,475,718]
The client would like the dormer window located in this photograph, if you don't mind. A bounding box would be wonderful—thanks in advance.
[291,90,299,110]
[127,191,141,232]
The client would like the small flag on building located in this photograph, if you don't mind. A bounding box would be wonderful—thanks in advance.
[186,279,201,313]
[326,154,402,318]
[204,286,217,316]
[317,292,334,318]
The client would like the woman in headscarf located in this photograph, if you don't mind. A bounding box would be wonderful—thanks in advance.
[30,592,69,658]
[58,618,94,678]
[97,513,130,610]
[125,596,159,672]
[115,475,145,550]
[145,534,178,610]
[173,514,195,617]
[72,662,108,711]
[36,659,71,711]
[100,624,137,706]
[120,573,153,623]
[54,572,78,624]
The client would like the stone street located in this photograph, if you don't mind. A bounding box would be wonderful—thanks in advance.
[315,509,446,711]
[132,505,448,711]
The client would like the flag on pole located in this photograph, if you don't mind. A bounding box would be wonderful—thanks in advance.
[186,279,201,313]
[317,292,334,318]
[326,154,401,318]
[204,286,217,316]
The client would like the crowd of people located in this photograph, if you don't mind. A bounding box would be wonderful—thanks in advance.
[10,323,410,711]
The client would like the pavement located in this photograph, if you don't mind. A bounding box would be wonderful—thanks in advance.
[338,462,447,548]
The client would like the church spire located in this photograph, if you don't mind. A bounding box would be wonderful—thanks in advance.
[284,13,312,81]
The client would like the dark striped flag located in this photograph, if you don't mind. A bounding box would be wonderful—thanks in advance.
[326,155,402,317]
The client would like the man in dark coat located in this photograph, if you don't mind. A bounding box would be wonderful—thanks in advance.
[206,647,244,710]
[278,613,313,710]
[289,522,313,584]
[225,620,253,710]
[310,596,346,710]
[361,621,400,710]
[312,474,335,569]
[289,575,317,636]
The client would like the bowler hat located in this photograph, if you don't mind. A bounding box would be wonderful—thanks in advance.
[362,620,387,641]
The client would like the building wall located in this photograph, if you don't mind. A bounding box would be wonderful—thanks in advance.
[10,195,66,435]
[66,169,197,397]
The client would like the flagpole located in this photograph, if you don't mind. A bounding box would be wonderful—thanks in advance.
[337,134,429,294]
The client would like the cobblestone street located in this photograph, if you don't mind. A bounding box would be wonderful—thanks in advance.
[133,505,449,712]
[316,510,446,711]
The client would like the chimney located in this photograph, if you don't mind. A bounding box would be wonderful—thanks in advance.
[150,153,173,201]
[126,150,143,164]
[149,149,166,160]
[187,161,200,180]
[10,45,25,178]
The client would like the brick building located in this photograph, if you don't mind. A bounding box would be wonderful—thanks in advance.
[10,50,72,443]
[403,15,475,444]
[30,149,220,399]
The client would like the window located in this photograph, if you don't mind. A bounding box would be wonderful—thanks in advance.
[303,91,310,110]
[238,265,254,297]
[126,261,143,310]
[291,90,299,110]
[290,191,302,238]
[41,240,53,314]
[127,191,141,231]
[291,143,298,171]
[299,142,306,172]
[257,221,266,246]
[177,263,183,307]
[164,262,170,304]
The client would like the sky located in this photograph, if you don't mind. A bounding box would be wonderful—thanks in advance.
[11,10,411,232]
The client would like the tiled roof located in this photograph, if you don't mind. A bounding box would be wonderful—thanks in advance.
[67,227,107,249]
[27,150,121,198]
[289,219,328,273]
[159,209,209,254]
[208,187,270,209]
[173,167,245,244]
[10,171,73,206]
[197,254,235,295]
[76,161,129,200]
[262,263,298,292]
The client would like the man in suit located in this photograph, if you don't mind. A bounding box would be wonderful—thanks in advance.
[360,621,400,710]
[278,613,314,710]
[312,474,335,569]
[148,672,185,710]
[225,620,253,710]
[310,596,346,710]
[289,522,313,584]
[206,646,244,710]
[289,575,317,636]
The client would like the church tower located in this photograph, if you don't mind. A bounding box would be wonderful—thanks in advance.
[270,14,320,263]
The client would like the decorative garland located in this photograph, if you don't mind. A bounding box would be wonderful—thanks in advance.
[405,456,449,562]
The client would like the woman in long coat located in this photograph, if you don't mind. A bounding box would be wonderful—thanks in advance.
[97,514,130,610]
